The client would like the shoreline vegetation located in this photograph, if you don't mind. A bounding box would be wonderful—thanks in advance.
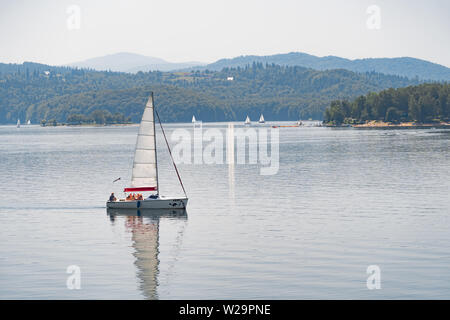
[40,110,132,126]
[40,122,135,127]
[1,63,421,125]
[323,83,450,127]
[352,120,450,129]
[326,120,450,129]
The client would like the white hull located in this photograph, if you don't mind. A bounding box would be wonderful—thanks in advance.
[107,207,187,217]
[107,196,188,209]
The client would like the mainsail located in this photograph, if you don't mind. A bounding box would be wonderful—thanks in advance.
[126,94,158,193]
[259,114,265,122]
[192,115,196,123]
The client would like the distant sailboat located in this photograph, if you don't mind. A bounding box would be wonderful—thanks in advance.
[16,119,20,128]
[27,120,31,125]
[107,93,188,210]
[244,115,251,125]
[258,114,265,124]
[192,115,202,127]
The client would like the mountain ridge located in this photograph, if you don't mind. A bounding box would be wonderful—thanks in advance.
[31,51,450,81]
[67,52,206,73]
[192,52,450,81]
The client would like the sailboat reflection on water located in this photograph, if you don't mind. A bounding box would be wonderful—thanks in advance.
[107,208,187,299]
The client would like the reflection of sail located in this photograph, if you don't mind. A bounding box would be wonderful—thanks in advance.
[107,208,187,300]
[126,216,159,300]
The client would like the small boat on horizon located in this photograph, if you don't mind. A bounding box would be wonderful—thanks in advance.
[192,115,196,123]
[258,114,265,124]
[27,120,31,125]
[244,115,251,125]
[107,93,188,210]
[16,119,20,128]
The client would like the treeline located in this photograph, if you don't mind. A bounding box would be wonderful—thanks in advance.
[0,62,423,124]
[40,110,130,126]
[66,110,131,125]
[324,83,450,124]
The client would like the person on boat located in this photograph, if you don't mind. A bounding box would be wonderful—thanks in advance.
[109,193,117,202]
[126,194,133,201]
[137,194,143,200]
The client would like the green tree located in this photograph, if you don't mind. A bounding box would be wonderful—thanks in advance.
[90,110,106,124]
[385,107,400,123]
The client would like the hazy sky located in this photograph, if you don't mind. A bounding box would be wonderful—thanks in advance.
[0,0,449,66]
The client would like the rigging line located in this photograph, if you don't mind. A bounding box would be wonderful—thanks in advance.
[154,108,188,198]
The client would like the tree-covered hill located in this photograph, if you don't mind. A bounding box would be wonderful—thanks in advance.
[196,52,450,81]
[0,62,423,124]
[324,83,450,125]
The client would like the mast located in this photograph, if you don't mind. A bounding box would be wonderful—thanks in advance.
[152,92,159,195]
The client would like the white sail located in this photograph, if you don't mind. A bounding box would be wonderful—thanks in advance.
[245,115,251,125]
[130,96,158,191]
[17,119,20,128]
[192,115,196,123]
[27,120,31,125]
[259,114,265,123]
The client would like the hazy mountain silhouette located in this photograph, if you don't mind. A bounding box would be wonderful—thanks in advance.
[68,52,206,73]
[65,51,450,81]
[193,52,450,81]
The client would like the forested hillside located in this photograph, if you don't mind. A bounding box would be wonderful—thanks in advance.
[199,52,450,81]
[324,83,450,125]
[0,62,422,124]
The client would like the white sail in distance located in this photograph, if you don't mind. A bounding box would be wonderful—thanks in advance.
[130,95,158,191]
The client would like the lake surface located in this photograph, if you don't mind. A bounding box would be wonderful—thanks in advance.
[0,122,449,299]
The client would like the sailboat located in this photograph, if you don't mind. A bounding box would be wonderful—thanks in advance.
[107,93,188,210]
[244,115,251,125]
[192,115,196,123]
[27,120,31,125]
[258,114,265,124]
[16,119,20,128]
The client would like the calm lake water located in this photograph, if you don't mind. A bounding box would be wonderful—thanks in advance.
[0,122,449,299]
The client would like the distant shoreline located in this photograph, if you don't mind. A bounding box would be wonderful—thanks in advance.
[38,123,137,127]
[326,121,450,129]
[65,123,136,127]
